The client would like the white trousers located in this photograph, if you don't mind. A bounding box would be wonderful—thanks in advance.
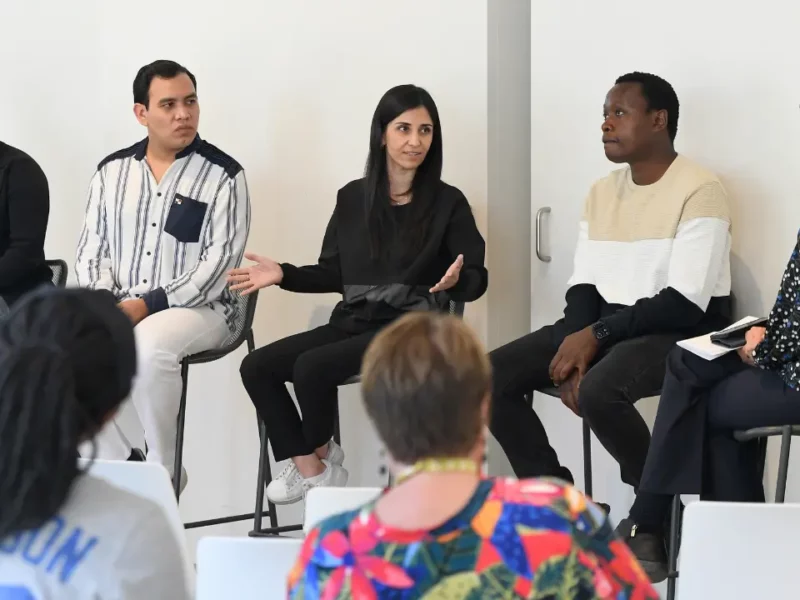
[92,306,229,475]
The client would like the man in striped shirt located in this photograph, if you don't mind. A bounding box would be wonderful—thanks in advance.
[489,72,732,503]
[75,60,251,489]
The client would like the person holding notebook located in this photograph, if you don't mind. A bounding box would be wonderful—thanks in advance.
[617,232,800,582]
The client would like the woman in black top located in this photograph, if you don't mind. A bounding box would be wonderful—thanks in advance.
[228,85,487,504]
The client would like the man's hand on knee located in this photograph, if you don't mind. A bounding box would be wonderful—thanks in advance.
[549,325,599,384]
[119,298,149,326]
[559,371,582,416]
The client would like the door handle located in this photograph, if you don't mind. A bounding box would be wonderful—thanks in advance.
[535,207,552,263]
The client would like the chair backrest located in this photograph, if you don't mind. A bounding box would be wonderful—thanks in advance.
[196,537,303,600]
[45,259,68,287]
[185,291,259,366]
[220,290,258,350]
[678,501,800,599]
[78,458,194,590]
[303,486,382,533]
[449,300,465,316]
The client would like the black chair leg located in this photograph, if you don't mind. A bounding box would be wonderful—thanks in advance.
[582,420,592,498]
[253,421,268,533]
[775,426,792,503]
[173,360,189,499]
[263,439,278,530]
[248,419,303,537]
[666,495,682,600]
[246,330,255,354]
[253,420,279,532]
[757,437,768,483]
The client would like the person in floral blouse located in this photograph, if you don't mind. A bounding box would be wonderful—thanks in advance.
[287,311,657,599]
[617,231,800,583]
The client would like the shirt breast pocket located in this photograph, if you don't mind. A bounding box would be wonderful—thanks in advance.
[165,194,208,243]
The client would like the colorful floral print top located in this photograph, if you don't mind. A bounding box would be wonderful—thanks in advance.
[287,477,658,599]
[754,234,800,389]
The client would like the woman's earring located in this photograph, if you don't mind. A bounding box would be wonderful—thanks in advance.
[379,446,390,484]
[481,426,489,476]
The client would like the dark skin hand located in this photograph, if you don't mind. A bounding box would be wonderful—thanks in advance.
[549,325,599,385]
[559,371,582,416]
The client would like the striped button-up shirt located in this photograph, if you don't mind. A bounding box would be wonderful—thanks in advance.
[75,136,250,328]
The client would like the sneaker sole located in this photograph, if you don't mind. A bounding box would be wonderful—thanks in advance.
[638,559,668,584]
[268,494,304,506]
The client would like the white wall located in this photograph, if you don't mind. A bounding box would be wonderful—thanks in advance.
[1,0,489,557]
[486,0,532,477]
[487,0,532,352]
[529,2,800,593]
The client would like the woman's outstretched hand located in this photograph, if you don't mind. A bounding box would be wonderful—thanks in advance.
[227,252,284,295]
[430,254,464,293]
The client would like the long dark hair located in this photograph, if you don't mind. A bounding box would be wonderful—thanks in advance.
[0,288,136,539]
[364,84,443,261]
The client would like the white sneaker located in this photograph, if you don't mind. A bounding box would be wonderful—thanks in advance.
[324,440,345,467]
[265,443,345,506]
[267,462,304,505]
[302,460,349,496]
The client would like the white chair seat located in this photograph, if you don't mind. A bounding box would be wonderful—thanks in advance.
[678,501,800,599]
[196,537,303,600]
[303,486,382,533]
[79,458,193,593]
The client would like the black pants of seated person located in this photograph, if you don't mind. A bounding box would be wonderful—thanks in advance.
[630,347,800,530]
[240,324,380,461]
[489,324,681,487]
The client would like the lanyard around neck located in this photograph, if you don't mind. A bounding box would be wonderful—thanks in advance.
[394,457,479,486]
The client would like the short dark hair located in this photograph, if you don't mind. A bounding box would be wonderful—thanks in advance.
[616,72,679,142]
[133,60,197,108]
[360,312,491,465]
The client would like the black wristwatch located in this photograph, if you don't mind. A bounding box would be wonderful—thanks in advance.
[592,320,611,347]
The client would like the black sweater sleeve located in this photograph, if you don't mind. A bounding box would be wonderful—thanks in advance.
[279,204,342,294]
[563,284,602,336]
[602,286,705,344]
[443,195,488,302]
[0,157,49,287]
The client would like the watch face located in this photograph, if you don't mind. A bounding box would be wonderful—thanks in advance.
[593,323,610,339]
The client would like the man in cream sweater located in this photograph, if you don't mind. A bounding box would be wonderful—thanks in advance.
[489,72,732,500]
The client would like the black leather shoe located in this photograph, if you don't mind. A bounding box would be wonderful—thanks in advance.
[615,518,668,583]
[127,448,146,461]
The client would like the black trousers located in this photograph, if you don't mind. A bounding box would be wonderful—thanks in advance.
[489,325,680,488]
[631,347,800,526]
[240,324,379,462]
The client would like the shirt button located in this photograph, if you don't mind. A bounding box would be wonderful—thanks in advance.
[152,223,157,227]
[157,192,162,197]
[147,251,152,256]
[143,279,148,284]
